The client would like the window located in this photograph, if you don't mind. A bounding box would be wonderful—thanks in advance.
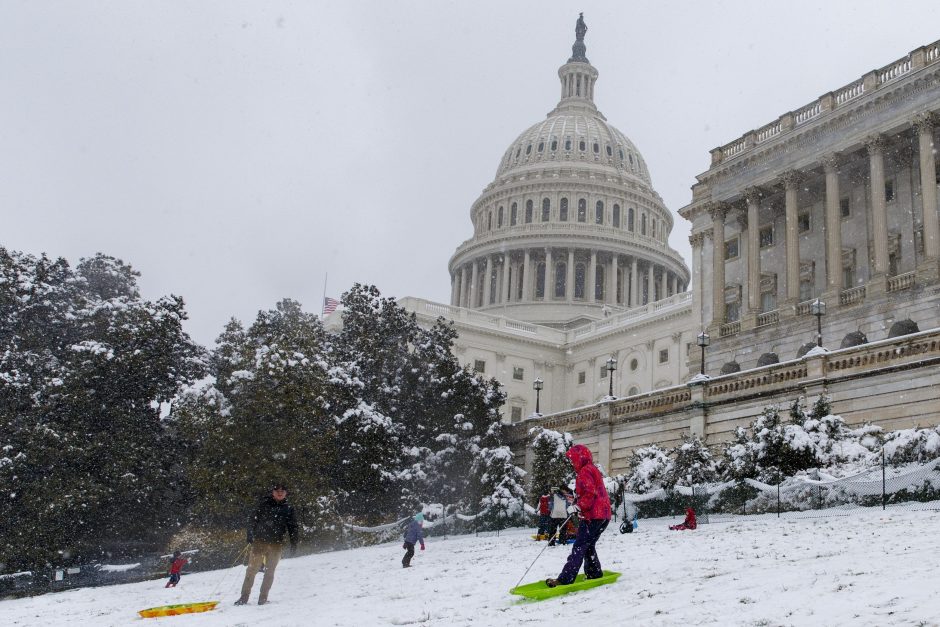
[595,201,604,224]
[885,180,895,202]
[565,138,572,151]
[579,140,586,151]
[577,371,586,385]
[593,142,600,154]
[659,349,669,364]
[525,144,532,155]
[560,198,569,221]
[761,291,776,313]
[843,263,855,288]
[798,212,811,233]
[542,198,550,222]
[725,301,740,323]
[759,225,774,248]
[550,139,557,151]
[600,365,608,379]
[628,386,640,396]
[537,141,544,153]
[554,262,566,298]
[510,202,518,226]
[473,360,485,373]
[799,278,813,302]
[574,263,586,299]
[513,367,524,381]
[630,358,639,371]
[613,204,621,228]
[578,199,587,222]
[535,263,546,298]
[606,145,613,157]
[628,207,635,231]
[497,206,504,228]
[724,237,739,260]
[511,407,522,423]
[840,197,850,218]
[525,200,533,223]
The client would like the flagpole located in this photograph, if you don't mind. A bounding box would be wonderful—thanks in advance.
[321,272,328,319]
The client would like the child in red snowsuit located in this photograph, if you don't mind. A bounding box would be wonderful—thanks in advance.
[165,551,188,587]
[669,507,697,530]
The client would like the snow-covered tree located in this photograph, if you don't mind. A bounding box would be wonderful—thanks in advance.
[665,434,718,488]
[624,444,671,493]
[526,427,574,502]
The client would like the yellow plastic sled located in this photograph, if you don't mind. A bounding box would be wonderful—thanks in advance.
[138,601,219,618]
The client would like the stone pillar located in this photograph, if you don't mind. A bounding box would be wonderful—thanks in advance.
[522,249,531,302]
[608,255,617,304]
[915,114,940,265]
[469,261,479,309]
[483,256,493,305]
[450,272,458,306]
[745,189,761,317]
[646,262,655,305]
[545,248,553,299]
[588,250,597,303]
[461,265,470,307]
[621,261,629,304]
[867,135,889,279]
[566,249,575,303]
[823,154,844,298]
[671,273,678,296]
[630,257,638,307]
[502,255,511,303]
[596,403,612,472]
[660,266,667,302]
[710,203,728,324]
[782,171,801,305]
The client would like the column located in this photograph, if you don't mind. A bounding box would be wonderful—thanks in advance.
[483,256,493,305]
[671,273,678,296]
[915,114,939,262]
[710,203,727,323]
[745,188,761,315]
[588,250,597,303]
[620,260,629,304]
[690,232,706,327]
[630,257,638,307]
[461,265,470,307]
[608,255,617,303]
[659,266,667,301]
[866,135,889,277]
[782,171,801,303]
[566,249,575,303]
[822,155,844,297]
[450,272,458,306]
[522,249,531,302]
[545,248,553,299]
[502,255,511,303]
[469,261,479,308]
[646,262,655,305]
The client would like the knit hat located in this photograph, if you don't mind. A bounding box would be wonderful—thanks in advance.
[414,512,424,522]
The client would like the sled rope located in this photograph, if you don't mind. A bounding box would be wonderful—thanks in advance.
[512,513,575,591]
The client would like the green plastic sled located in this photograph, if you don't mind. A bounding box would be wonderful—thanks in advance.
[510,570,621,600]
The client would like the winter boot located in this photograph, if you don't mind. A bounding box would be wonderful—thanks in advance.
[234,598,248,606]
[545,578,560,588]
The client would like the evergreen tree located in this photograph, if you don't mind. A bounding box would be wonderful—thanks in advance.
[665,434,718,488]
[624,444,671,493]
[527,427,574,502]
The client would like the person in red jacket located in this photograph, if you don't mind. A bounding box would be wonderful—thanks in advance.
[536,490,552,539]
[669,507,697,530]
[546,445,612,587]
[165,551,187,588]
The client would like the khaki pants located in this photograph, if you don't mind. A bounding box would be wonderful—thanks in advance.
[238,541,283,603]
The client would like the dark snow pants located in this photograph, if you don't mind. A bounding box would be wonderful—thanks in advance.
[402,542,415,567]
[557,519,609,584]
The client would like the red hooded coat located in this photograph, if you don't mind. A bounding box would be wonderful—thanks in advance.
[565,445,611,521]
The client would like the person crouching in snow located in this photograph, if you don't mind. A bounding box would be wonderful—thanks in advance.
[402,513,425,568]
[545,445,611,587]
[669,507,697,530]
[165,551,187,588]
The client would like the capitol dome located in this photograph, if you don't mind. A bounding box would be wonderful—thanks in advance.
[448,15,689,328]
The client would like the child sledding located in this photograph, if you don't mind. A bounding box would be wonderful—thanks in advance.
[669,507,697,530]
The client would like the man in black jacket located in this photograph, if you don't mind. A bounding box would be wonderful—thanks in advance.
[235,480,299,606]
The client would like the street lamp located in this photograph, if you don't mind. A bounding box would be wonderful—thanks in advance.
[811,298,827,347]
[696,331,710,376]
[606,356,617,398]
[533,377,544,415]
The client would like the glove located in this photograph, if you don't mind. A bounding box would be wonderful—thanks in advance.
[567,504,581,515]
[402,542,408,549]
[420,544,425,551]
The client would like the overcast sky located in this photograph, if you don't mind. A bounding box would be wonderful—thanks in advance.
[3,1,939,346]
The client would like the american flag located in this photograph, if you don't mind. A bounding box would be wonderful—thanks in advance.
[322,296,340,317]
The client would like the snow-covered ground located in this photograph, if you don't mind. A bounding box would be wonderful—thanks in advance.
[3,507,940,626]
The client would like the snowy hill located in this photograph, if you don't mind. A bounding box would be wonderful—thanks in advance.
[3,507,940,626]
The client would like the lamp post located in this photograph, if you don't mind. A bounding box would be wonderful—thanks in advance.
[533,377,544,415]
[696,331,710,376]
[811,298,827,347]
[606,356,617,397]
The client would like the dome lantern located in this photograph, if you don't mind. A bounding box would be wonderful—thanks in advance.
[556,13,599,115]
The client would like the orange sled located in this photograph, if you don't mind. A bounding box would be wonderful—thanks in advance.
[138,601,219,618]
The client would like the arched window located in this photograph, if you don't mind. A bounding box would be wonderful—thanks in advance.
[595,201,604,225]
[628,207,635,231]
[560,198,569,222]
[550,139,557,151]
[595,265,605,301]
[510,202,518,226]
[574,263,586,299]
[525,144,532,155]
[537,141,544,153]
[613,204,621,228]
[641,214,648,236]
[535,263,546,298]
[525,200,533,224]
[579,140,586,151]
[565,138,572,151]
[593,142,600,154]
[541,198,550,222]
[554,261,566,298]
[577,199,587,223]
[606,145,613,157]
[497,206,504,228]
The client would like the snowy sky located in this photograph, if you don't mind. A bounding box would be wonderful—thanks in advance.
[3,1,940,346]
